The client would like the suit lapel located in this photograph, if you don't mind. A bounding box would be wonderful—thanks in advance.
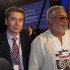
[2,33,13,65]
[20,34,31,70]
[20,34,26,70]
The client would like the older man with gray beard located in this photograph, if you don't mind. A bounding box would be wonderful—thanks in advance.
[28,6,70,70]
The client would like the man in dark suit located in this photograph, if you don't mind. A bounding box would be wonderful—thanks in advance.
[0,6,31,70]
[27,25,37,41]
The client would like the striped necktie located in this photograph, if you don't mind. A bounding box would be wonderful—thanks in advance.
[12,37,21,70]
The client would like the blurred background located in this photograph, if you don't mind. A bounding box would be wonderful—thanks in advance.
[0,0,69,35]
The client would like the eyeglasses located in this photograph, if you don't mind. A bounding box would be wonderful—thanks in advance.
[59,16,68,21]
[55,16,69,22]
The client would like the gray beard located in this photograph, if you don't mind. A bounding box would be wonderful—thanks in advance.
[55,22,68,33]
[54,26,67,34]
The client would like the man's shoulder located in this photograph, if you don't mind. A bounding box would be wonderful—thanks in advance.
[20,33,28,41]
[32,30,50,44]
[66,29,70,34]
[20,33,32,43]
[35,30,50,38]
[0,32,6,40]
[66,29,70,32]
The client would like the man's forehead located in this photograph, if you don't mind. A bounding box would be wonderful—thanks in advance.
[10,11,23,16]
[8,12,24,18]
[54,9,67,16]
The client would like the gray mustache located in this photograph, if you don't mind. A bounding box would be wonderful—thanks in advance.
[61,22,67,25]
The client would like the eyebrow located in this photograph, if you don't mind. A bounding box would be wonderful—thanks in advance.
[10,17,24,19]
[55,15,68,17]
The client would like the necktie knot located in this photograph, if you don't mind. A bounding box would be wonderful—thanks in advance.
[12,37,17,42]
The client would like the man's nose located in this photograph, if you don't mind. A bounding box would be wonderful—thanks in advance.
[16,19,19,25]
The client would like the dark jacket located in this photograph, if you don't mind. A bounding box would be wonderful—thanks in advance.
[0,32,31,70]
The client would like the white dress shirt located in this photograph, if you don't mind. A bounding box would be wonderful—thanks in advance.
[29,29,70,70]
[49,30,69,52]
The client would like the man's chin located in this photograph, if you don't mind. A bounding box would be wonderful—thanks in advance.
[13,31,20,34]
[58,29,66,33]
[56,28,66,34]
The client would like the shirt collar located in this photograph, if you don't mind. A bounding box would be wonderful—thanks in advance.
[49,30,56,39]
[49,29,67,39]
[6,32,20,40]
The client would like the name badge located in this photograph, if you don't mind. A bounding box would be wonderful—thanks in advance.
[55,50,70,70]
[14,65,19,70]
[13,62,19,70]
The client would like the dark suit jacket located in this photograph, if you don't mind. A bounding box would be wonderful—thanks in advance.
[27,32,37,42]
[0,32,31,70]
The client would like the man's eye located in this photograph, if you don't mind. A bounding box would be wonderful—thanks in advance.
[11,18,16,20]
[10,17,16,20]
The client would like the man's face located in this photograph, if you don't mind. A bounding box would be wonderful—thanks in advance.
[28,26,32,33]
[49,9,68,33]
[5,11,24,34]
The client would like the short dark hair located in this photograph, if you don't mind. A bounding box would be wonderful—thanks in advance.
[28,25,33,29]
[5,6,24,19]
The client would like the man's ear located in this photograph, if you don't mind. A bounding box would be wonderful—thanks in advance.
[5,18,8,25]
[48,18,52,26]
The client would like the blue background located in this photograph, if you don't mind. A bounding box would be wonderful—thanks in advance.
[22,0,69,29]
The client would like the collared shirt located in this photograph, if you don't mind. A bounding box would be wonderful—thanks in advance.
[6,32,24,70]
[29,32,32,36]
[29,29,70,70]
[49,30,70,70]
[49,30,69,52]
